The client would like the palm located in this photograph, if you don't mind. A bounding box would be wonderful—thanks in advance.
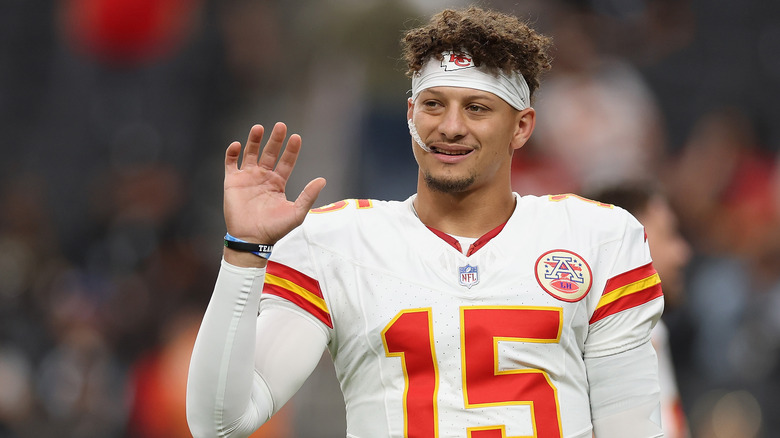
[224,123,326,244]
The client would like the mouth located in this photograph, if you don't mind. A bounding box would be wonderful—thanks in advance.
[430,145,473,156]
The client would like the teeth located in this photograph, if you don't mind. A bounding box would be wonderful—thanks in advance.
[433,147,467,155]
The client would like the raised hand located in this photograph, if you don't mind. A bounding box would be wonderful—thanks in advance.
[223,123,326,257]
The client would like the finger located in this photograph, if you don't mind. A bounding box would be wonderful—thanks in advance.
[241,124,265,168]
[258,122,288,170]
[274,133,302,182]
[294,177,327,217]
[225,141,242,174]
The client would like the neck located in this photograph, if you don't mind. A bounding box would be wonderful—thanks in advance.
[414,182,516,238]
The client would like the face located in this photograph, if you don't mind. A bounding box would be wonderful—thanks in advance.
[640,196,692,306]
[407,86,534,195]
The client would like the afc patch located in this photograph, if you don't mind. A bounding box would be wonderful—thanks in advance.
[535,250,592,302]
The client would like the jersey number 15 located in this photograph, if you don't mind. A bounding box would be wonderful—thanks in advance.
[382,306,564,438]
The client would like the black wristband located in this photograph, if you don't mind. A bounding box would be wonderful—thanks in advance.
[224,233,273,259]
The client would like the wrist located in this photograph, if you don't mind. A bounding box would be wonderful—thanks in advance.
[222,233,274,268]
[223,247,268,268]
[224,233,274,259]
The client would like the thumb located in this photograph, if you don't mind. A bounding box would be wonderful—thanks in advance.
[294,177,327,216]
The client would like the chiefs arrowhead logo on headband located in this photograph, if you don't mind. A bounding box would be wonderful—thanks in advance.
[441,52,476,71]
[411,50,530,111]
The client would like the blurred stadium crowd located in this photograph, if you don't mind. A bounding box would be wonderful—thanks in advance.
[1,0,779,437]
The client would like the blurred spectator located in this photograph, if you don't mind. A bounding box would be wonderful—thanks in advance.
[60,0,204,68]
[0,347,33,438]
[668,107,777,382]
[669,107,778,258]
[667,106,780,436]
[689,390,763,438]
[124,311,295,438]
[520,4,667,194]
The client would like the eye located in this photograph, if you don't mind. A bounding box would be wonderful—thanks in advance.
[466,104,489,113]
[423,100,441,108]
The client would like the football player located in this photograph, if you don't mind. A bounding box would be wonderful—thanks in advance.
[187,6,665,438]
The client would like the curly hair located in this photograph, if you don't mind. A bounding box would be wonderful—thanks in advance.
[401,6,553,101]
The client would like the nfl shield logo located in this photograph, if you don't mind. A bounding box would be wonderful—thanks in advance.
[459,264,480,289]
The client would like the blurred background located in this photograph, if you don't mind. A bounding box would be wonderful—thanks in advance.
[1,0,779,437]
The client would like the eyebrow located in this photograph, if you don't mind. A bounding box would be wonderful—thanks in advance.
[423,88,499,103]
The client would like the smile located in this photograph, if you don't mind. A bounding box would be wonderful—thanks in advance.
[430,144,473,156]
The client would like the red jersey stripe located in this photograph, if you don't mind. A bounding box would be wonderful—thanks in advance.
[263,261,332,328]
[589,263,663,324]
[264,282,333,328]
[266,261,323,297]
[603,262,657,293]
[590,283,663,324]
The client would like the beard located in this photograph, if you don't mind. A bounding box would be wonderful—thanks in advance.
[422,170,477,194]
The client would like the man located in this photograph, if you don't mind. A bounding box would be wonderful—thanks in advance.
[187,7,664,438]
[586,182,692,438]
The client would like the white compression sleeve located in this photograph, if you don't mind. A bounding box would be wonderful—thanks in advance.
[587,340,663,438]
[186,259,328,438]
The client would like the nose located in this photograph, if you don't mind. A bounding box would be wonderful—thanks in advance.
[438,107,467,140]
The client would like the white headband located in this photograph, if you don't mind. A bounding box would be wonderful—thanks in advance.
[411,51,530,110]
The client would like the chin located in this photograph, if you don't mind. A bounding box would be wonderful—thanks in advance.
[423,173,476,194]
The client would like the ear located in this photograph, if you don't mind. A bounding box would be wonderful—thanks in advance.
[407,97,414,120]
[510,107,536,151]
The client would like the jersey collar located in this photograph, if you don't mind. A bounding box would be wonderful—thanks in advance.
[426,221,507,256]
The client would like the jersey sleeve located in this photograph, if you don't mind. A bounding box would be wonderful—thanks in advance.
[260,219,334,331]
[583,210,665,436]
[585,211,664,357]
[586,341,663,437]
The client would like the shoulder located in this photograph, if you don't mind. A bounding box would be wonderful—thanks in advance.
[307,198,404,219]
[518,193,642,241]
[301,198,409,235]
[522,192,635,221]
[274,198,406,263]
[525,193,615,213]
[308,199,381,215]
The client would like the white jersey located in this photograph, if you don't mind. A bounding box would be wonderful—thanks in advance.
[261,193,664,438]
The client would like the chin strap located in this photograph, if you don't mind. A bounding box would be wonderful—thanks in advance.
[408,118,432,153]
